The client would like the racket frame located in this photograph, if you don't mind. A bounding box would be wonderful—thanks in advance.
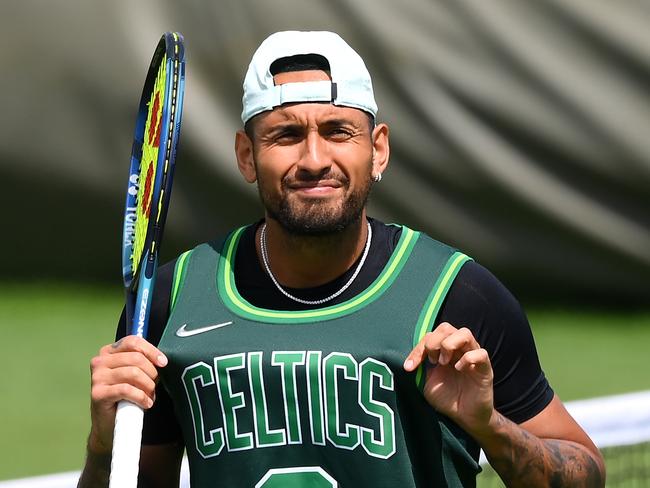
[121,31,185,339]
[111,31,185,488]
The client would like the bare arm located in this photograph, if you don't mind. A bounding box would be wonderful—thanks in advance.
[404,323,605,487]
[77,444,111,488]
[477,396,604,487]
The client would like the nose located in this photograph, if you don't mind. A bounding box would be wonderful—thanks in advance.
[296,131,331,176]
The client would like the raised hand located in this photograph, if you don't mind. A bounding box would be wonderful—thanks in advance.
[404,322,495,434]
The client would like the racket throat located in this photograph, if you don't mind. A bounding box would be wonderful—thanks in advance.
[129,252,159,338]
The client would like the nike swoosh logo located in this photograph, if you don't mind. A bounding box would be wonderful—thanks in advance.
[175,321,233,337]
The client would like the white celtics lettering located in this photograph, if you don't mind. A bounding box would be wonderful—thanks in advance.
[181,351,396,460]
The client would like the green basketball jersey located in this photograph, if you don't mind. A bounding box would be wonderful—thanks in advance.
[158,224,479,487]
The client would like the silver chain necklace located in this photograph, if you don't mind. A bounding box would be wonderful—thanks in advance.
[259,220,372,306]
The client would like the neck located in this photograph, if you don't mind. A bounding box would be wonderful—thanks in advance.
[256,214,369,289]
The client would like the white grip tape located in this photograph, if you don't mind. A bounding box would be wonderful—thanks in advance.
[109,400,144,488]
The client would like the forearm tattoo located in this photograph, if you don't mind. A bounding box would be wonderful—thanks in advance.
[486,415,604,488]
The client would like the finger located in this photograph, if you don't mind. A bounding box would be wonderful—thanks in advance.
[422,322,458,365]
[403,341,426,371]
[104,335,167,367]
[454,348,492,378]
[92,364,158,398]
[438,327,479,366]
[92,383,154,410]
[100,335,168,368]
[404,322,457,371]
[92,351,160,381]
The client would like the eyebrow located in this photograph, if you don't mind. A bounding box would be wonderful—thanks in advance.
[320,118,358,128]
[264,122,304,134]
[268,117,359,131]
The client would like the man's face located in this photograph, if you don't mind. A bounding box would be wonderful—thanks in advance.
[247,70,376,235]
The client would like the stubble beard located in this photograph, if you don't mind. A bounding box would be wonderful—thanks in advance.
[257,168,373,237]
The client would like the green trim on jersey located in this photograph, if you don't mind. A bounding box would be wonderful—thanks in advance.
[170,250,193,312]
[158,224,480,487]
[413,252,473,390]
[216,225,420,324]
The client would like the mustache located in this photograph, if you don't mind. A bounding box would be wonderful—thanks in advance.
[282,171,349,187]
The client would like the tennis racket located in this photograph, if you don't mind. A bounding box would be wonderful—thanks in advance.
[110,31,186,488]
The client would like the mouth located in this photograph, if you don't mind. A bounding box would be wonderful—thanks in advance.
[286,179,345,196]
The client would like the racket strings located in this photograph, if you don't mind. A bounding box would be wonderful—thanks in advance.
[131,56,167,274]
[131,36,183,273]
[151,48,181,251]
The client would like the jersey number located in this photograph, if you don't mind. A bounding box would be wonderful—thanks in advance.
[255,466,337,488]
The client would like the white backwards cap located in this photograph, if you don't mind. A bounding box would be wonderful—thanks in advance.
[241,31,378,124]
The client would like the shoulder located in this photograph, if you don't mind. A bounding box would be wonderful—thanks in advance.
[200,223,258,256]
[439,260,554,422]
[439,260,525,339]
[393,226,514,318]
[173,224,257,264]
[452,260,518,309]
[372,220,459,259]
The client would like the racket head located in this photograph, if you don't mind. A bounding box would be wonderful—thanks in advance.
[122,32,185,291]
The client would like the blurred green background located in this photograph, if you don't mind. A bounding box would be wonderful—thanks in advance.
[1,0,649,483]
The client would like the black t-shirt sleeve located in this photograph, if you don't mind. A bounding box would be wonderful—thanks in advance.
[437,261,554,424]
[115,258,184,445]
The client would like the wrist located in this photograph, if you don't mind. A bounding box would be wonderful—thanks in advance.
[87,430,112,456]
[463,408,507,447]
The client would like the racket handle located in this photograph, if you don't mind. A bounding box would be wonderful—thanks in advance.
[109,400,144,488]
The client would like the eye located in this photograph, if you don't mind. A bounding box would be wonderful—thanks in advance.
[274,129,302,144]
[326,127,353,141]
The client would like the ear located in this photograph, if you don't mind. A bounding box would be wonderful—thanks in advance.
[371,123,390,177]
[235,130,257,183]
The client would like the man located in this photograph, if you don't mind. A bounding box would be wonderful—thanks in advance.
[79,31,605,487]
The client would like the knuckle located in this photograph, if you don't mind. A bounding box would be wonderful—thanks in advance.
[467,349,489,365]
[120,335,137,348]
[90,369,105,386]
[437,322,455,332]
[440,335,454,349]
[424,331,439,344]
[124,365,140,382]
[116,383,134,398]
[458,326,472,338]
[120,335,144,352]
[131,353,155,376]
[423,339,439,353]
[143,382,156,398]
[90,355,103,370]
[91,384,106,401]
